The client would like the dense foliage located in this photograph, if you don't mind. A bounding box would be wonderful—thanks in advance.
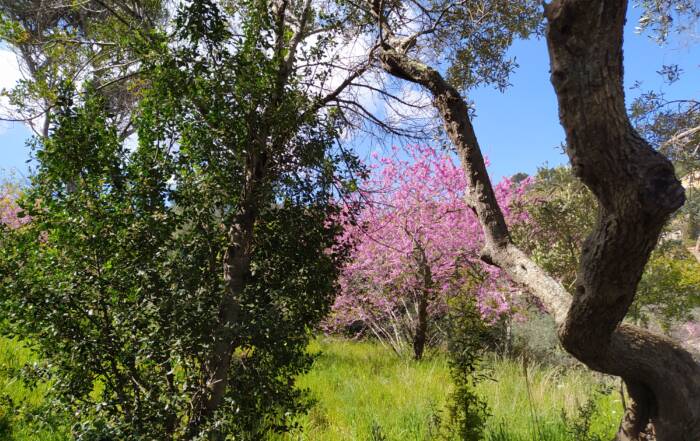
[0,1,360,439]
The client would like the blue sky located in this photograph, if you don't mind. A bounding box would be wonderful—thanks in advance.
[1,5,698,181]
[469,8,700,180]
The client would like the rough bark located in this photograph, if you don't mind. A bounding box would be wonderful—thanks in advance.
[375,0,700,437]
[185,158,262,437]
[545,1,700,439]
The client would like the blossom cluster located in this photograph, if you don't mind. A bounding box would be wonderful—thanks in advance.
[0,185,29,229]
[326,145,527,334]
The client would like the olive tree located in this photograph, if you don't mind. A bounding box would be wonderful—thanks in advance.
[338,0,700,438]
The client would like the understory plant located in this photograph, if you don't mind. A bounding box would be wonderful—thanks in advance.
[442,291,491,441]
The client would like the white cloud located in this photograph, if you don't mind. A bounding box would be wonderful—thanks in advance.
[301,31,380,112]
[0,49,21,90]
[124,132,139,152]
[383,82,433,127]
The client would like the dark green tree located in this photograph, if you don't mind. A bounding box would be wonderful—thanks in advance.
[0,0,362,439]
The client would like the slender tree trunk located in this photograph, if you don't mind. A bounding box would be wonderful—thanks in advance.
[412,241,433,360]
[185,152,265,438]
[185,211,255,438]
[182,4,323,426]
[375,0,700,437]
[413,290,428,360]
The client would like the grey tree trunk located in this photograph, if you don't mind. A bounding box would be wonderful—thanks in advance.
[374,0,700,438]
[185,184,259,438]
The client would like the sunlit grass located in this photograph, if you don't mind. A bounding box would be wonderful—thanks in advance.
[480,355,620,440]
[287,338,451,440]
[0,336,68,441]
[0,335,621,440]
[277,337,620,441]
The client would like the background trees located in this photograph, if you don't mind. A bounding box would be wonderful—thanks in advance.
[512,166,700,340]
[0,0,165,138]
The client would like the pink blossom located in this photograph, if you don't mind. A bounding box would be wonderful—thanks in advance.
[0,186,29,229]
[327,145,528,333]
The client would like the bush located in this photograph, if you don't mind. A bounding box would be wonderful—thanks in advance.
[509,312,573,366]
[0,395,15,441]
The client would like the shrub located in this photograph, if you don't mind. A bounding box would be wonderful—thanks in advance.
[442,294,491,440]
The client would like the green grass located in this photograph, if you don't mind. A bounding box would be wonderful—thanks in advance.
[287,338,452,441]
[0,336,621,440]
[0,336,68,441]
[479,355,621,440]
[278,338,621,441]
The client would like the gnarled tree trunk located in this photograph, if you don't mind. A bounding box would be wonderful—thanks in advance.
[545,2,700,439]
[375,0,700,438]
[185,153,265,437]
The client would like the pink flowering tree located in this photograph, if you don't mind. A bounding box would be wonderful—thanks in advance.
[0,180,29,230]
[328,145,526,359]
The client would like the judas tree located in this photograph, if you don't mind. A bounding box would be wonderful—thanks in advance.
[0,179,27,230]
[329,144,524,359]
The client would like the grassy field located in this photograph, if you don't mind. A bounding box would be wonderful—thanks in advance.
[278,338,621,441]
[0,336,621,440]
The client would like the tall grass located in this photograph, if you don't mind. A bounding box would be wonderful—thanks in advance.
[480,354,620,439]
[0,336,621,440]
[0,336,68,441]
[286,338,451,441]
[278,338,621,441]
